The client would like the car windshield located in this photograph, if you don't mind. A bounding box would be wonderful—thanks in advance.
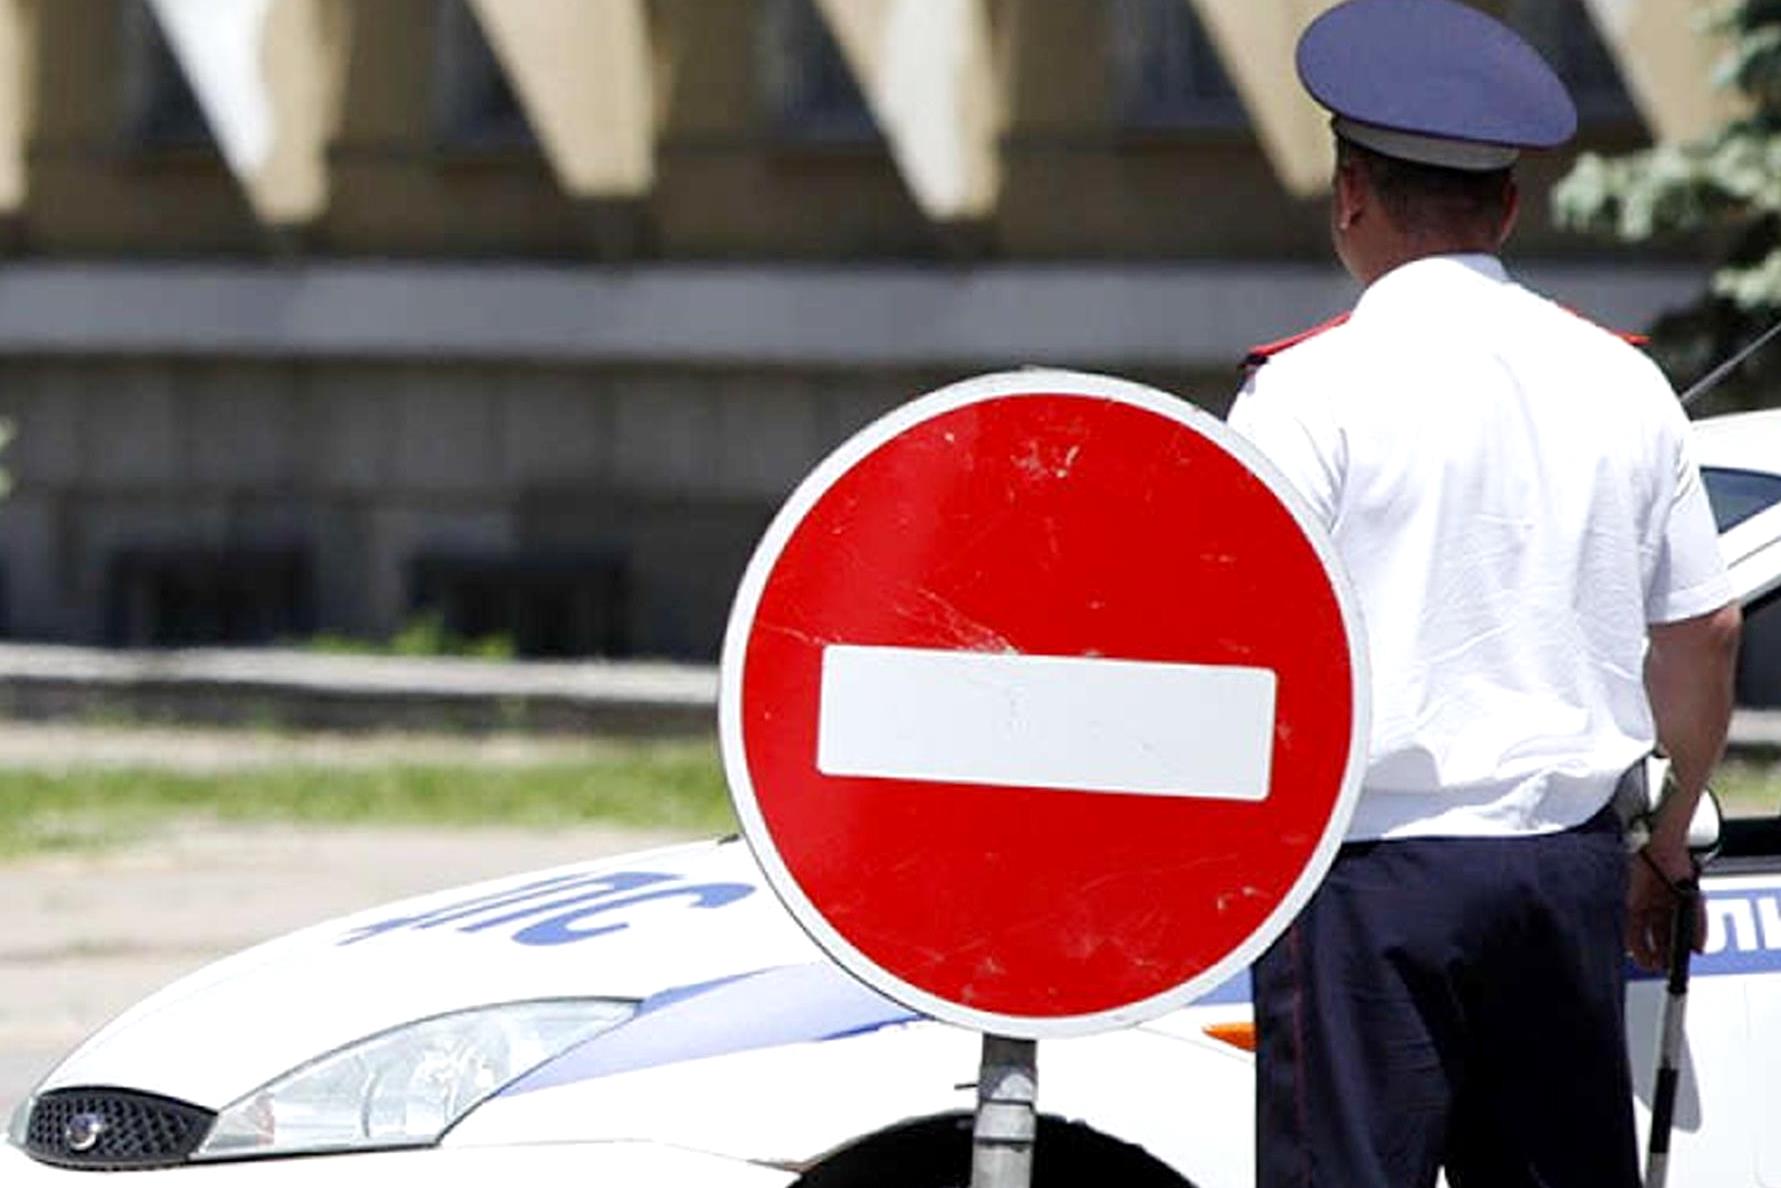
[1703,467,1781,533]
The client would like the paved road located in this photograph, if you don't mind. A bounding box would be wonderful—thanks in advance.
[0,821,694,1123]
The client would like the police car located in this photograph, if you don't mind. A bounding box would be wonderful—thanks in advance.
[5,412,1781,1187]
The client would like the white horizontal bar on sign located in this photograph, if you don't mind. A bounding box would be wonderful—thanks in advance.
[817,645,1277,800]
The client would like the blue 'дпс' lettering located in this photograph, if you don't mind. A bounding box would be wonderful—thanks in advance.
[339,870,755,947]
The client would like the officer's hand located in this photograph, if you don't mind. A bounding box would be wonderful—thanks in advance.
[1626,842,1705,973]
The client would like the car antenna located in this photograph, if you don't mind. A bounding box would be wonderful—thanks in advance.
[1678,315,1781,410]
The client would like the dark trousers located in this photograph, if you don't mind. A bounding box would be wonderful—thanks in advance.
[1252,804,1639,1188]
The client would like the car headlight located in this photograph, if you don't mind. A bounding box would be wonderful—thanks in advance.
[195,998,635,1160]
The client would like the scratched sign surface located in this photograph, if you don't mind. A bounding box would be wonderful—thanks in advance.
[721,371,1369,1039]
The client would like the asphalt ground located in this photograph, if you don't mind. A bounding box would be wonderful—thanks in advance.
[0,723,704,1123]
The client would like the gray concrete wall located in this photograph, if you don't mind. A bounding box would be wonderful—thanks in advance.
[0,261,1702,660]
[0,355,1223,659]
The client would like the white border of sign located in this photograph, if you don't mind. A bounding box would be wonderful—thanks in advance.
[719,369,1371,1039]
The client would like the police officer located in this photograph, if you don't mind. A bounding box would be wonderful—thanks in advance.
[1227,2,1743,1185]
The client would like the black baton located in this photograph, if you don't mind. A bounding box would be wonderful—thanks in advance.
[1645,871,1700,1188]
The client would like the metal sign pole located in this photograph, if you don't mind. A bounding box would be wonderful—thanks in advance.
[970,1034,1037,1188]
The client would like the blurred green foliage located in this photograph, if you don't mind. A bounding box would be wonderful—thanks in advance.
[1553,1,1781,411]
[301,610,516,660]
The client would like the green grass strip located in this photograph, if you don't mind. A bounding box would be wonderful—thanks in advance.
[4,735,1775,861]
[0,739,734,859]
[1714,758,1781,820]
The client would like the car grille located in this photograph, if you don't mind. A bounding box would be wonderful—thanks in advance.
[25,1087,215,1171]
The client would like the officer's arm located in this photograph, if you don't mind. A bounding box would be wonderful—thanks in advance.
[1643,403,1742,853]
[1644,601,1741,849]
[1627,602,1739,971]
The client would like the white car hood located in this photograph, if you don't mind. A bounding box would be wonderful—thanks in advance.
[38,837,823,1109]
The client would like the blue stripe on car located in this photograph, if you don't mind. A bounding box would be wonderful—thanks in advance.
[499,963,919,1097]
[498,887,1781,1096]
[501,963,1258,1100]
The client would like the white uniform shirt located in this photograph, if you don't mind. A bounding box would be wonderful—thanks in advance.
[1228,254,1733,841]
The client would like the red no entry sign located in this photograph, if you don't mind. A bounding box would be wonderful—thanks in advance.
[721,370,1368,1037]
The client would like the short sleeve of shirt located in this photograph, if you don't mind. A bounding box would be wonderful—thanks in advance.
[1648,427,1735,624]
[1227,367,1342,532]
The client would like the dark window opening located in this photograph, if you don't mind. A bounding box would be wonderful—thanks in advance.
[121,0,214,150]
[106,548,311,648]
[408,552,629,658]
[1110,0,1248,132]
[435,0,536,149]
[760,0,881,144]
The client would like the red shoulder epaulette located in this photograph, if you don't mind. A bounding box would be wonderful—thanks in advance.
[1241,312,1351,370]
[1241,308,1644,373]
[1558,305,1648,347]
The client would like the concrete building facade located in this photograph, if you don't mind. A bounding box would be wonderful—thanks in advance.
[0,0,1729,659]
